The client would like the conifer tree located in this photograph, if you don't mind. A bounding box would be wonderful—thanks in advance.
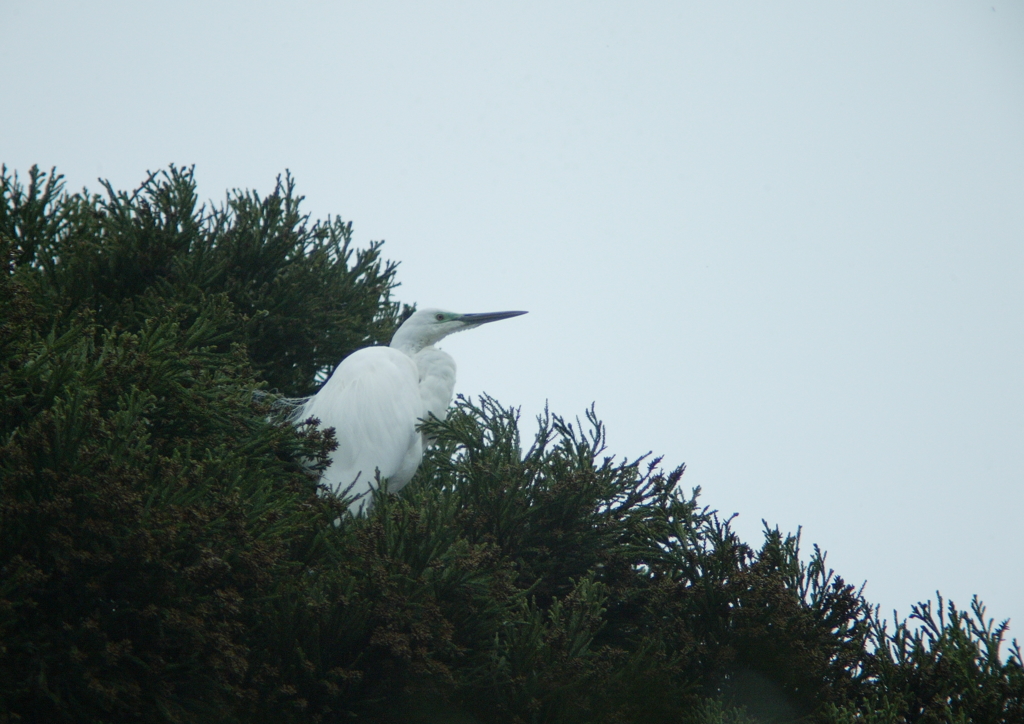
[1,166,1021,723]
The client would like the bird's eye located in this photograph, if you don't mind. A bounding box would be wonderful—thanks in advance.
[435,314,445,321]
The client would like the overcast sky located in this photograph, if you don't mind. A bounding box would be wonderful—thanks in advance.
[3,1,1022,639]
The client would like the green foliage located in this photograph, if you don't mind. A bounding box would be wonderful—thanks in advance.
[0,276,339,721]
[2,166,1021,723]
[836,595,1024,724]
[1,164,402,396]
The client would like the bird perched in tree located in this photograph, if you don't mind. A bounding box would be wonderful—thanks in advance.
[296,308,526,514]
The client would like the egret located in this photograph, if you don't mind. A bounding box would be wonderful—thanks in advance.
[296,308,527,514]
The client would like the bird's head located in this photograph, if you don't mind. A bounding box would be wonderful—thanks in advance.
[389,308,527,354]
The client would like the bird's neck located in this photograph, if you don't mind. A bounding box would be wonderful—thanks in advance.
[390,338,433,356]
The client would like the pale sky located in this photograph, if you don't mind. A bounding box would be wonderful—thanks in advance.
[3,1,1022,639]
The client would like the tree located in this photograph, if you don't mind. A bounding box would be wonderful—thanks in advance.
[2,166,1020,723]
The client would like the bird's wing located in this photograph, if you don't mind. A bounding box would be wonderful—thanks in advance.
[414,346,457,423]
[301,347,424,499]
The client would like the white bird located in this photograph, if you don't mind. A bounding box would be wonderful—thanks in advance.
[297,308,527,514]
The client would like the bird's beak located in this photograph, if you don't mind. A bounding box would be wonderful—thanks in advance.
[459,311,528,326]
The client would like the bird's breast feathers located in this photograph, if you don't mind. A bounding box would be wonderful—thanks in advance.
[303,347,423,481]
[413,347,457,421]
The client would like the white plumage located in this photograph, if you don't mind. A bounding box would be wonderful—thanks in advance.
[296,307,526,514]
